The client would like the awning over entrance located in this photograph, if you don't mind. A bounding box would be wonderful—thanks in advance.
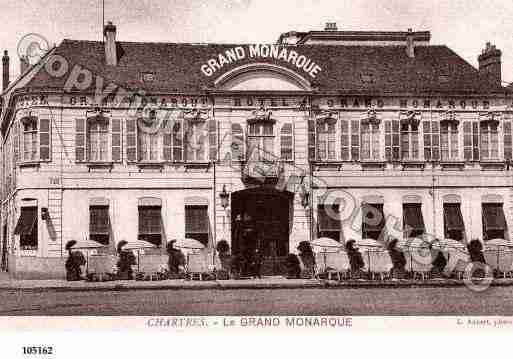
[482,204,506,231]
[14,207,37,235]
[443,204,464,231]
[403,204,425,233]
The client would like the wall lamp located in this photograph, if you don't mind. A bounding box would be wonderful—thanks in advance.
[220,184,230,209]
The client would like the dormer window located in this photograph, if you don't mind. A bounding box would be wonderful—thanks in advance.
[141,72,156,82]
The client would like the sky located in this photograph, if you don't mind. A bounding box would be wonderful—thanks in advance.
[1,0,513,86]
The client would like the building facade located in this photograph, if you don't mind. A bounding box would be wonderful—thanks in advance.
[1,23,512,278]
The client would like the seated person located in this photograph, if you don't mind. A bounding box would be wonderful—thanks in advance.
[345,240,364,278]
[387,238,406,279]
[65,240,86,281]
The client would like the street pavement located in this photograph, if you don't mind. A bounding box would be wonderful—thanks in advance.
[1,286,513,316]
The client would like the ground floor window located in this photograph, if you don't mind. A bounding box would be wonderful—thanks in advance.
[14,206,38,250]
[185,205,209,246]
[482,203,506,241]
[138,205,162,246]
[403,203,425,238]
[361,203,385,240]
[443,203,465,241]
[89,206,110,245]
[317,204,341,240]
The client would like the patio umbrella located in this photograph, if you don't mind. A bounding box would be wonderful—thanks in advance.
[311,237,343,253]
[122,240,156,250]
[485,239,513,248]
[173,238,206,250]
[72,239,105,249]
[356,238,384,249]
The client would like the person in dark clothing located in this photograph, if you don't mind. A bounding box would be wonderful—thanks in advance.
[65,240,86,281]
[430,241,447,277]
[116,240,136,280]
[345,240,365,278]
[297,241,316,278]
[166,240,186,275]
[387,238,406,279]
[285,253,301,279]
[467,239,487,278]
[251,248,263,279]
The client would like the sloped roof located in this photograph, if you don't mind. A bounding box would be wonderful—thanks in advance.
[23,39,509,95]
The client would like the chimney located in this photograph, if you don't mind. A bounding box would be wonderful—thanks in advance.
[20,55,29,74]
[406,28,415,58]
[324,22,338,31]
[2,50,9,91]
[104,21,117,66]
[478,42,502,86]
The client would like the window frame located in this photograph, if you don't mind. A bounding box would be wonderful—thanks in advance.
[246,121,276,162]
[87,116,110,162]
[316,117,337,161]
[479,120,500,161]
[184,120,208,163]
[360,121,381,161]
[184,205,209,246]
[138,205,162,246]
[440,121,459,161]
[89,205,110,245]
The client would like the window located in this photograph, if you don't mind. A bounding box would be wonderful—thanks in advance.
[385,120,400,161]
[22,119,38,161]
[138,205,162,246]
[89,206,109,245]
[443,203,465,241]
[247,122,274,161]
[185,121,207,162]
[440,122,459,161]
[280,123,293,161]
[172,120,184,162]
[19,117,51,162]
[316,119,336,160]
[463,121,480,161]
[87,117,109,162]
[482,203,507,241]
[185,205,209,246]
[14,206,38,250]
[317,204,341,241]
[423,121,440,161]
[400,122,419,160]
[76,117,120,163]
[362,203,385,240]
[350,120,360,161]
[480,121,499,160]
[403,203,425,238]
[361,122,380,160]
[138,128,160,161]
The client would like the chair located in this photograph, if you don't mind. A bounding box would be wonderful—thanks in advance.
[367,250,393,281]
[86,255,117,281]
[446,249,470,280]
[317,251,350,280]
[405,248,433,281]
[136,254,167,281]
[483,249,500,272]
[186,252,212,281]
[498,250,513,278]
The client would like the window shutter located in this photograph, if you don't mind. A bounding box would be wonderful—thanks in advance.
[340,119,349,160]
[208,119,218,161]
[163,120,173,161]
[280,122,293,161]
[504,119,512,160]
[350,120,360,161]
[231,123,245,161]
[110,118,121,162]
[172,119,183,162]
[308,119,316,161]
[39,118,51,161]
[13,121,19,164]
[126,118,137,162]
[75,118,85,162]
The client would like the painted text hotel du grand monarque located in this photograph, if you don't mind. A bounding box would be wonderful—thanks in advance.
[1,21,513,279]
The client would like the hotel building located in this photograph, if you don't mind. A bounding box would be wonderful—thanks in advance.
[1,22,512,278]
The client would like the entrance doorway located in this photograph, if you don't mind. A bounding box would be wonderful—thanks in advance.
[231,188,293,276]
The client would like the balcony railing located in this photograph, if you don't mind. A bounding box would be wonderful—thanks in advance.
[241,159,284,185]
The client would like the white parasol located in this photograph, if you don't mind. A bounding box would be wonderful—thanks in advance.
[173,238,206,250]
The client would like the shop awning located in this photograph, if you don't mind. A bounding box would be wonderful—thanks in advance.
[362,203,385,232]
[482,204,506,231]
[318,205,341,231]
[14,207,37,235]
[443,204,465,231]
[403,204,425,232]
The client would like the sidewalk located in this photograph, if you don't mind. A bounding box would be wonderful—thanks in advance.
[1,276,513,291]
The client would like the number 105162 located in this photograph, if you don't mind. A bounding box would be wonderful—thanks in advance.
[23,346,54,355]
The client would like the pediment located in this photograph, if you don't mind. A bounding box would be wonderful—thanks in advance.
[215,63,311,91]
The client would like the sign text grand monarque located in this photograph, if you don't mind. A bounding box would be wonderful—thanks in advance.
[200,44,322,79]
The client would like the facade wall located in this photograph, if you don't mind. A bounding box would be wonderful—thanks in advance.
[1,87,513,277]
